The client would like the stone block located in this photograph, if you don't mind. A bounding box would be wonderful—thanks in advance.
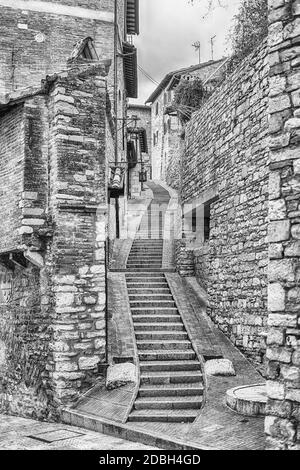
[268,313,297,328]
[266,346,292,363]
[269,243,284,259]
[265,416,297,441]
[269,172,281,199]
[106,363,137,390]
[269,21,283,46]
[204,359,236,377]
[78,356,100,370]
[269,94,291,114]
[269,259,296,283]
[286,389,300,403]
[269,199,287,220]
[285,241,300,257]
[269,75,287,97]
[266,380,285,400]
[268,220,290,242]
[267,329,285,346]
[291,224,300,239]
[268,283,286,311]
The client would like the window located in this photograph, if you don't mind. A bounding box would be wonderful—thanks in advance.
[153,133,156,146]
[155,102,159,115]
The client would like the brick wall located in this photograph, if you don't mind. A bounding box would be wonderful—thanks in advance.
[0,105,25,252]
[0,1,120,96]
[265,0,300,450]
[181,42,269,368]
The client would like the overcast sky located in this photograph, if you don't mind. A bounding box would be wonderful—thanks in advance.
[132,0,242,104]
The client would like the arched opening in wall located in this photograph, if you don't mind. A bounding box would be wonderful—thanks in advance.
[0,264,12,306]
[204,196,219,241]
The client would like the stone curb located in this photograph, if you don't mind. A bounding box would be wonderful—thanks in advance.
[61,409,214,450]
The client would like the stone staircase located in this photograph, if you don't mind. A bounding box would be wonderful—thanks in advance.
[126,210,204,422]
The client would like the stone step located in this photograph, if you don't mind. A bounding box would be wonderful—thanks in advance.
[131,308,179,315]
[125,273,166,278]
[130,300,176,308]
[132,241,163,245]
[126,277,167,283]
[128,254,163,259]
[134,322,184,331]
[126,283,169,289]
[135,233,162,236]
[134,396,203,410]
[126,265,162,270]
[128,288,170,294]
[139,383,204,398]
[126,268,168,272]
[137,340,192,351]
[126,274,166,279]
[132,315,181,324]
[139,360,200,372]
[136,331,188,341]
[140,371,202,385]
[127,259,162,262]
[129,294,173,301]
[130,248,163,251]
[138,350,196,361]
[128,410,199,423]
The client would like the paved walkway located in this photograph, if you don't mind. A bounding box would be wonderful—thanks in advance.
[0,415,158,450]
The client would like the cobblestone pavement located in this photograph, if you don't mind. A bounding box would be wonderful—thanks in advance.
[0,415,159,450]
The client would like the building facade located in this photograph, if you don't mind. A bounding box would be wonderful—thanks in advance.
[146,59,225,182]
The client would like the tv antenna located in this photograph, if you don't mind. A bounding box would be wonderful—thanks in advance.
[192,41,201,64]
[210,35,216,61]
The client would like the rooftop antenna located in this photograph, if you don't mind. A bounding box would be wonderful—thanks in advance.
[210,35,216,61]
[192,41,201,64]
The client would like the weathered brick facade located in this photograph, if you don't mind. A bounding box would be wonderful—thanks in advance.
[265,0,300,450]
[0,1,116,94]
[0,62,110,419]
[180,43,269,367]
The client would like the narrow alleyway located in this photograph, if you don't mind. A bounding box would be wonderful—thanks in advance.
[63,181,265,450]
[126,184,204,423]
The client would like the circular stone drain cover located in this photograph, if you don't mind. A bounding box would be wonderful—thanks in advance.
[226,383,267,417]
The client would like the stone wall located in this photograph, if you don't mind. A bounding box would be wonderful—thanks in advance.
[0,62,109,419]
[265,0,300,450]
[47,64,108,406]
[0,264,53,420]
[165,123,184,191]
[181,42,269,367]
